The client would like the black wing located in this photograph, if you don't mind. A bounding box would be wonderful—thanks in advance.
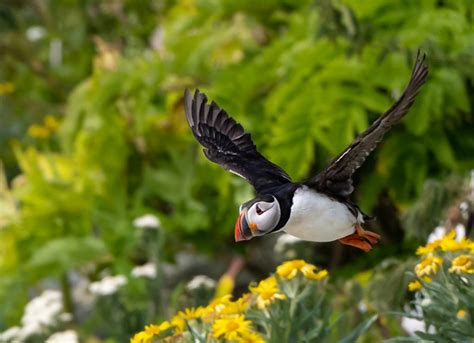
[307,51,429,198]
[184,88,292,194]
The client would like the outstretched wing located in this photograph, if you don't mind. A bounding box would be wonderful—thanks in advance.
[184,89,292,194]
[307,51,429,198]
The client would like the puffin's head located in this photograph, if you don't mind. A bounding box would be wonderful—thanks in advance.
[234,195,281,242]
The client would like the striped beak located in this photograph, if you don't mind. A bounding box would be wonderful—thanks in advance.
[234,209,252,242]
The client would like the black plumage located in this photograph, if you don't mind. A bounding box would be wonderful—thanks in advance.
[185,52,428,200]
[184,89,292,194]
[184,52,429,247]
[307,51,429,198]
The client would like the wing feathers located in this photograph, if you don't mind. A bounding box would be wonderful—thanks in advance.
[185,89,291,193]
[308,51,429,197]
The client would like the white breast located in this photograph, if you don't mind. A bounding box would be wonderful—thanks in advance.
[282,186,357,242]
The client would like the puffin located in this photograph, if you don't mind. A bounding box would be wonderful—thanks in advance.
[184,52,428,252]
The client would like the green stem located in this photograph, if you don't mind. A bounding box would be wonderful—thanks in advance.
[284,279,300,342]
[60,272,74,319]
[439,265,458,305]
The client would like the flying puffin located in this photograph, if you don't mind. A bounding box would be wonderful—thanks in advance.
[184,52,428,252]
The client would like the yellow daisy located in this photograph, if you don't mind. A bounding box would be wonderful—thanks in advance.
[170,315,185,333]
[407,280,422,291]
[304,268,328,281]
[457,309,466,319]
[249,276,286,309]
[236,330,266,343]
[415,256,442,278]
[449,255,474,274]
[208,295,233,314]
[219,294,251,316]
[212,314,253,341]
[200,295,234,322]
[44,115,60,132]
[130,321,171,343]
[28,124,50,139]
[416,240,441,255]
[180,306,207,320]
[276,259,327,280]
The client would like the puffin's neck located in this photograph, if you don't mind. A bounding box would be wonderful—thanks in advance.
[263,183,300,233]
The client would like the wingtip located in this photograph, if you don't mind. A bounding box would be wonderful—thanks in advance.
[411,49,429,85]
[184,88,196,126]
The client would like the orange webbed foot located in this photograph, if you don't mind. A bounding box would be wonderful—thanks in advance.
[339,224,380,252]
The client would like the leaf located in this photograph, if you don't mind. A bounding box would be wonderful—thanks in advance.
[338,314,378,343]
[27,237,110,277]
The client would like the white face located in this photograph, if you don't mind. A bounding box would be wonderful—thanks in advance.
[244,196,281,235]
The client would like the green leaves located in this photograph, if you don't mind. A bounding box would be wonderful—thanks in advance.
[27,237,110,278]
[338,314,378,343]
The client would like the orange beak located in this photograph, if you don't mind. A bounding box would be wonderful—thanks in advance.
[234,209,252,242]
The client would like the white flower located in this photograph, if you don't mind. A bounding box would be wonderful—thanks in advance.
[46,330,79,343]
[20,290,63,337]
[26,26,46,41]
[89,275,127,296]
[454,224,465,240]
[274,233,302,254]
[0,326,21,342]
[59,313,73,322]
[427,225,465,244]
[133,214,161,229]
[401,317,426,336]
[186,275,216,291]
[357,301,367,313]
[427,226,446,243]
[131,262,157,279]
[401,304,436,336]
[0,290,68,342]
[421,298,432,307]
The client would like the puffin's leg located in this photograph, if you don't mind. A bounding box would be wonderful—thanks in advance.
[339,234,372,252]
[339,224,380,252]
[355,224,380,245]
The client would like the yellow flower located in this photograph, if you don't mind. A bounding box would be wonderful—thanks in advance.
[170,315,185,333]
[415,231,474,255]
[440,235,470,252]
[448,255,474,274]
[306,269,329,280]
[130,322,171,343]
[44,115,60,132]
[175,306,205,320]
[219,294,251,316]
[214,274,235,298]
[250,276,286,309]
[408,280,422,291]
[416,241,441,255]
[277,260,306,279]
[28,124,50,139]
[0,82,14,95]
[415,256,442,278]
[236,331,266,343]
[208,295,233,313]
[422,276,432,283]
[276,259,328,280]
[212,315,253,341]
[457,309,466,319]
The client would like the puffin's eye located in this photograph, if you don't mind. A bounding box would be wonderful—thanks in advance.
[256,204,263,215]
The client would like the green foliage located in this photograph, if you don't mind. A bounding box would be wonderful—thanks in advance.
[131,261,377,342]
[392,234,474,342]
[26,237,109,278]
